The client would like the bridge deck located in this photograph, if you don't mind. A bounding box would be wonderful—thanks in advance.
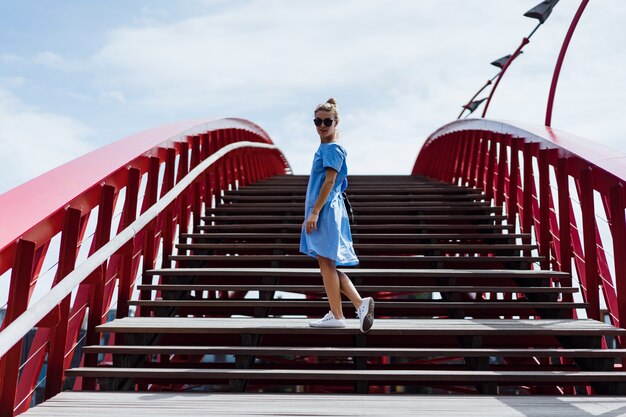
[22,392,626,417]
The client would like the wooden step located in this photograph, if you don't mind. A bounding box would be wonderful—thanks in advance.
[221,194,487,202]
[64,367,626,385]
[81,345,621,358]
[96,318,625,336]
[224,187,484,195]
[137,284,577,295]
[207,206,502,214]
[167,255,544,267]
[214,201,495,208]
[180,232,530,242]
[175,243,535,253]
[129,299,585,309]
[200,214,507,223]
[145,268,564,279]
[31,392,626,417]
[197,224,516,232]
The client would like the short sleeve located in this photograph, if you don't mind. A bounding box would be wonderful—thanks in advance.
[322,144,346,172]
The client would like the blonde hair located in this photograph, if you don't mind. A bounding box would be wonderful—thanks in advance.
[314,97,340,122]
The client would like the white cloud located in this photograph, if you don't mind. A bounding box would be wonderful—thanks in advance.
[32,51,66,69]
[0,89,93,194]
[3,0,625,182]
[0,76,26,88]
[102,90,127,104]
[91,0,546,173]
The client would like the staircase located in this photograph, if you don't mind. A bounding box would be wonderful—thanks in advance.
[65,174,626,397]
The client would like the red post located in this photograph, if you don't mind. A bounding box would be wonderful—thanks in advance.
[0,239,36,417]
[556,157,572,274]
[83,184,116,390]
[116,168,140,319]
[176,142,189,184]
[538,149,551,270]
[476,133,488,191]
[556,157,574,308]
[163,148,176,196]
[457,133,470,186]
[508,140,520,230]
[161,210,174,270]
[580,168,600,320]
[451,137,463,185]
[44,207,82,400]
[608,183,626,326]
[485,134,497,201]
[496,136,508,207]
[190,135,200,170]
[521,142,536,257]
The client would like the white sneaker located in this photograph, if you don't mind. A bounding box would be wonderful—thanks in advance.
[357,297,375,333]
[309,311,346,328]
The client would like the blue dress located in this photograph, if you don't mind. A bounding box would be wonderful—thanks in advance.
[299,142,359,266]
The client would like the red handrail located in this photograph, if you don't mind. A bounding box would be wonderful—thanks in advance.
[413,119,626,331]
[0,118,291,416]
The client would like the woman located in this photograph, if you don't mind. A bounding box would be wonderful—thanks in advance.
[299,97,375,333]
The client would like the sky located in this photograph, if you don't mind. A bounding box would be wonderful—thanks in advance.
[1,0,625,195]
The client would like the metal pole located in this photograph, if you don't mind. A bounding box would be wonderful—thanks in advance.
[482,37,530,118]
[545,0,590,127]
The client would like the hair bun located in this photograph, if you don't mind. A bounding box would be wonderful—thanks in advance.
[326,97,337,106]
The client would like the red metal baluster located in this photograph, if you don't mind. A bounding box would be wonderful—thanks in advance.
[0,239,36,417]
[82,184,116,391]
[522,142,537,257]
[538,149,551,271]
[608,184,626,329]
[45,207,82,400]
[116,168,140,320]
[137,157,160,317]
[508,139,520,230]
[495,135,509,207]
[476,133,488,191]
[485,133,497,202]
[579,168,600,320]
[466,131,478,188]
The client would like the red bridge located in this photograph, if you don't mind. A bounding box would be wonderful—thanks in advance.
[0,116,625,416]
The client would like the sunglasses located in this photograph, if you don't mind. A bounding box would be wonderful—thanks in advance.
[314,117,335,127]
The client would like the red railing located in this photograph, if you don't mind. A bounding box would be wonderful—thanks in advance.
[0,118,291,416]
[413,119,626,333]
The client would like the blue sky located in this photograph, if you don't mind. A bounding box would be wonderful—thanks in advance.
[1,0,625,194]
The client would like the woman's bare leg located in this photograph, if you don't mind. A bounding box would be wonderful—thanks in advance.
[337,270,363,310]
[317,256,344,319]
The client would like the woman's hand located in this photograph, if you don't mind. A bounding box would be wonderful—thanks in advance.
[305,212,319,233]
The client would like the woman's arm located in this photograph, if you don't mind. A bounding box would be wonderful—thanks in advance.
[305,168,338,233]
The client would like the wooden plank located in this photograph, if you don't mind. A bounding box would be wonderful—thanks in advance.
[201,214,507,221]
[128,300,586,310]
[223,187,484,193]
[144,268,568,278]
[167,255,544,266]
[64,367,626,383]
[214,201,495,207]
[180,232,531,240]
[96,318,626,336]
[175,243,536,251]
[81,345,625,358]
[137,284,578,294]
[198,224,515,231]
[207,206,501,213]
[28,392,626,417]
[221,194,489,202]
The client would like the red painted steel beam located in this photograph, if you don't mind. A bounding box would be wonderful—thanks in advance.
[546,0,590,127]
